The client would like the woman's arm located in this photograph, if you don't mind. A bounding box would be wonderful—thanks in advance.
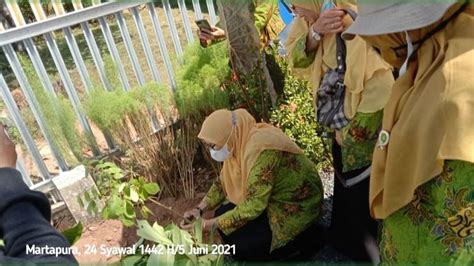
[305,27,321,54]
[202,177,226,211]
[215,150,279,235]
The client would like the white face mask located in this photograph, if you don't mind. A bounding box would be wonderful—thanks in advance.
[399,31,419,76]
[210,144,232,162]
[209,126,234,162]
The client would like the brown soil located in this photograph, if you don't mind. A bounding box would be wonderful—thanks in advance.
[68,163,216,264]
[70,192,217,264]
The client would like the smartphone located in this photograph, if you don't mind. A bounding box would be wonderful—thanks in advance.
[195,19,212,31]
[321,0,336,13]
[196,19,212,47]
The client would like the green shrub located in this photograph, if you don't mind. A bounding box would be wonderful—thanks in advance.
[131,82,174,119]
[84,88,140,132]
[84,82,173,135]
[270,56,330,170]
[102,54,122,91]
[84,83,180,196]
[175,42,230,119]
[224,66,273,122]
[18,54,84,163]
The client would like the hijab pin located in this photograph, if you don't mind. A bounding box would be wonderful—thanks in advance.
[377,130,390,150]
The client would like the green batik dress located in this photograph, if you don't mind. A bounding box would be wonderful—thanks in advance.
[204,150,324,252]
[381,160,473,265]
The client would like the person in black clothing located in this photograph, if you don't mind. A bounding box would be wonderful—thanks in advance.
[0,124,77,264]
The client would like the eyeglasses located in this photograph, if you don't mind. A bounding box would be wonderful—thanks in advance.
[202,141,217,150]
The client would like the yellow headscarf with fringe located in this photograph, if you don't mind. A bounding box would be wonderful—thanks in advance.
[198,109,303,204]
[286,0,394,118]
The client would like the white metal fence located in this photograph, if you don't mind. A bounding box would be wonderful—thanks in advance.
[0,0,217,213]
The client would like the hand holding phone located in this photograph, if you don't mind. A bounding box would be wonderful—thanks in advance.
[196,19,212,32]
[196,19,226,47]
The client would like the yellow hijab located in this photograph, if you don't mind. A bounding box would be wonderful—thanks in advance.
[367,4,474,219]
[198,109,303,204]
[286,0,394,118]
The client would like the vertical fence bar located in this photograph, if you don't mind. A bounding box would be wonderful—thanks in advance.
[8,1,100,156]
[192,0,204,20]
[115,11,146,86]
[69,1,116,150]
[2,45,69,171]
[115,10,160,130]
[206,0,218,25]
[147,2,176,90]
[41,33,101,156]
[16,158,33,187]
[0,37,57,110]
[0,74,54,178]
[177,0,194,44]
[1,4,57,98]
[72,1,112,91]
[97,16,131,91]
[48,1,93,92]
[130,6,161,83]
[2,2,69,170]
[90,0,131,91]
[22,40,57,97]
[162,0,183,57]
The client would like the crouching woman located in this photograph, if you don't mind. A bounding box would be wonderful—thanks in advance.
[183,109,324,262]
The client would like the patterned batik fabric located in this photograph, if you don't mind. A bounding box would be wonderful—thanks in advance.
[204,150,324,252]
[339,111,382,173]
[380,160,474,265]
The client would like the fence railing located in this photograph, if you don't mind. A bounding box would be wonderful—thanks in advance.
[0,0,217,213]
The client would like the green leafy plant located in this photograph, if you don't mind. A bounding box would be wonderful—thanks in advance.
[89,161,159,227]
[77,184,101,216]
[270,55,330,170]
[61,222,83,246]
[103,54,122,90]
[224,65,273,122]
[122,219,223,266]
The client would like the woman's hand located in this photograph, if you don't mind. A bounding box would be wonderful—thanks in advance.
[183,207,201,222]
[199,26,226,42]
[311,9,346,35]
[202,218,217,232]
[179,219,193,230]
[179,218,217,232]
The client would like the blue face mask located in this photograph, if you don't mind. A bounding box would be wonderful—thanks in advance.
[321,0,336,13]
